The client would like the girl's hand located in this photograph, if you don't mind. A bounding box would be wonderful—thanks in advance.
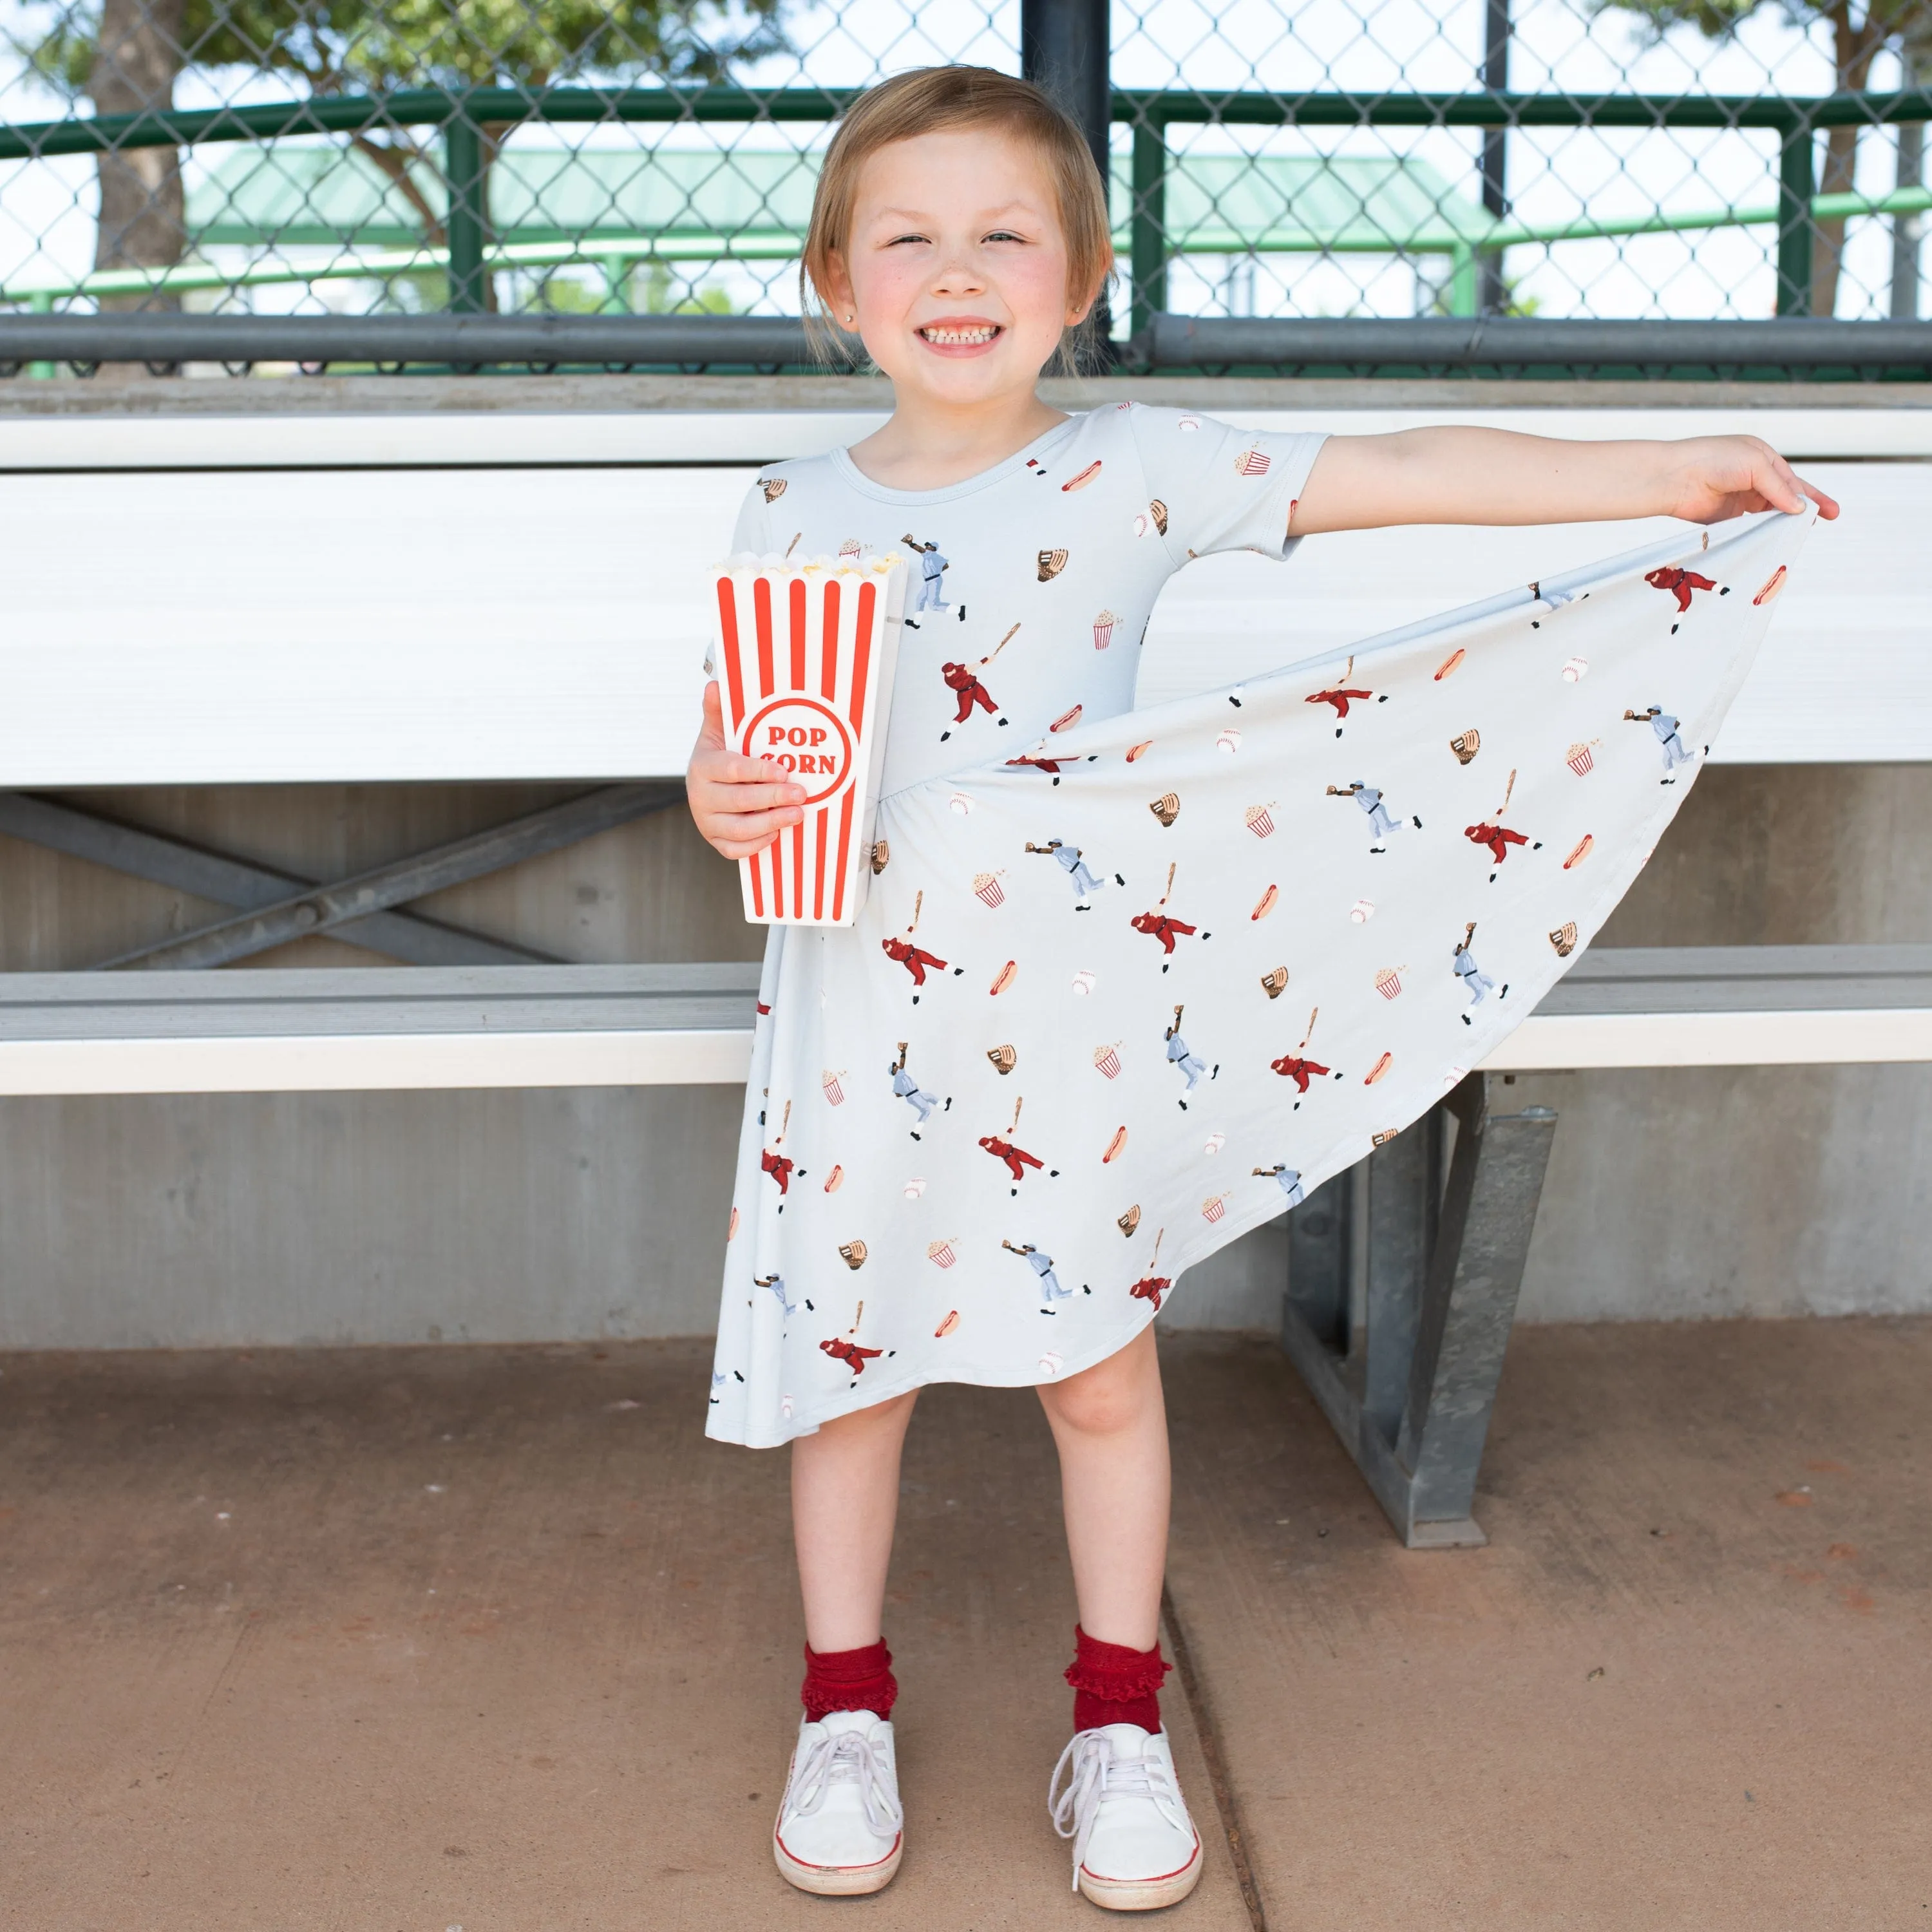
[1662,435,1840,526]
[1294,426,1843,535]
[687,679,806,860]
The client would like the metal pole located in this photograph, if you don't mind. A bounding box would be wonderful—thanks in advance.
[1022,0,1115,366]
[1777,117,1816,316]
[1130,116,1168,334]
[1893,59,1924,321]
[1478,0,1510,316]
[444,106,487,315]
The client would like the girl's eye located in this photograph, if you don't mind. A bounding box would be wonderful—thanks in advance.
[984,229,1027,244]
[886,232,931,247]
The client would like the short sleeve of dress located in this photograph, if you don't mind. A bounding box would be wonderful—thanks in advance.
[705,476,777,677]
[1126,407,1327,567]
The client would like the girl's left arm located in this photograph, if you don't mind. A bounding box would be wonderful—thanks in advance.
[1289,428,1840,535]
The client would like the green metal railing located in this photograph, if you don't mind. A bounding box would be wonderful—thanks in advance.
[3,86,1927,323]
[8,183,1931,324]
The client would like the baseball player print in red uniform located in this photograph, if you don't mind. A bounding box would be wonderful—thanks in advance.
[1645,565,1727,631]
[819,1336,886,1381]
[1006,745,1099,784]
[880,891,963,1002]
[978,1096,1059,1195]
[938,623,1020,739]
[1127,1231,1171,1311]
[1131,863,1210,972]
[759,1099,804,1209]
[1463,768,1542,880]
[1303,656,1387,737]
[1270,1007,1343,1108]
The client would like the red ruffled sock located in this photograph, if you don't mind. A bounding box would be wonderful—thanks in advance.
[1065,1624,1171,1734]
[801,1638,897,1723]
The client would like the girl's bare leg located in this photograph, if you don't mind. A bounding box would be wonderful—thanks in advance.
[1035,1324,1170,1651]
[791,1388,920,1652]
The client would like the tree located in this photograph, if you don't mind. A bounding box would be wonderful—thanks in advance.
[1596,0,1932,315]
[86,0,188,306]
[25,0,790,307]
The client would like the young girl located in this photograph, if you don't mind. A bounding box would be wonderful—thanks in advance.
[686,65,1835,1911]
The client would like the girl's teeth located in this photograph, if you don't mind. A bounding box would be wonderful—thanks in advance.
[923,326,998,344]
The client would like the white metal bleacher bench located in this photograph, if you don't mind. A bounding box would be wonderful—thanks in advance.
[3,397,1927,1551]
[0,925,1925,1556]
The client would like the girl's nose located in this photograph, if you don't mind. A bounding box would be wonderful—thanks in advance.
[930,254,987,294]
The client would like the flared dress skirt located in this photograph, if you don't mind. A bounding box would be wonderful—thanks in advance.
[706,408,1813,1446]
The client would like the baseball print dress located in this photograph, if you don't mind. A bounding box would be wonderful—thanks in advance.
[705,402,1812,1448]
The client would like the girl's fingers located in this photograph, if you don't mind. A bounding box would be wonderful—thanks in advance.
[694,747,809,791]
[700,806,804,845]
[1798,474,1842,519]
[692,778,809,814]
[699,679,726,749]
[1762,457,1806,515]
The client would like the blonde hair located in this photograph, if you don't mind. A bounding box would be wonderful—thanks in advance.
[801,66,1115,373]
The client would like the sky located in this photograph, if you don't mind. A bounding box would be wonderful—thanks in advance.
[0,0,1921,321]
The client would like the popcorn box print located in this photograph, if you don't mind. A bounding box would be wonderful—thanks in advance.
[713,553,909,925]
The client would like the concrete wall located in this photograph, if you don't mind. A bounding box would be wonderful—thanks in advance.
[0,789,757,1345]
[1513,759,1932,1324]
[1164,761,1932,1333]
[0,763,1925,1347]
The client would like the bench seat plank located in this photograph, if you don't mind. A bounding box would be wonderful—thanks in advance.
[0,459,1922,784]
[0,963,761,1094]
[0,949,1924,1095]
[1481,943,1932,1070]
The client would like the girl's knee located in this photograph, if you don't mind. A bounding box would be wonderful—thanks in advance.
[1038,1340,1160,1438]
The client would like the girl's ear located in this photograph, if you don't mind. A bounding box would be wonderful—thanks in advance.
[819,249,857,325]
[1065,263,1112,327]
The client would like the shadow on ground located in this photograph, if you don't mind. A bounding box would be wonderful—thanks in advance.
[1,1320,1927,1928]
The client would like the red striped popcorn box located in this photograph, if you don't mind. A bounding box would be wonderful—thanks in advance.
[712,551,909,925]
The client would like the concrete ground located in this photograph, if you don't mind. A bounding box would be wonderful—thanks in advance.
[1,1322,1926,1931]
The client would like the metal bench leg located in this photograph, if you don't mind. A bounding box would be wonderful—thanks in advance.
[1279,1074,1555,1549]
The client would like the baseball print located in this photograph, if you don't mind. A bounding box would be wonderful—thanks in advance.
[706,404,1814,1449]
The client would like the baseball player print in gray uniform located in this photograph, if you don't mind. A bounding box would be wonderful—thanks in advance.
[755,1273,808,1317]
[1624,706,1694,779]
[902,533,956,621]
[1164,1005,1218,1109]
[1452,920,1506,1023]
[1326,779,1421,851]
[1027,836,1119,907]
[1253,1164,1306,1208]
[889,1041,951,1137]
[1002,1239,1078,1310]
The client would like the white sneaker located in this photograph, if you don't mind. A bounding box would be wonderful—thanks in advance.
[772,1710,904,1895]
[1050,1723,1203,1911]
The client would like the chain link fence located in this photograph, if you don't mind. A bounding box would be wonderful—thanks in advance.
[0,0,1928,365]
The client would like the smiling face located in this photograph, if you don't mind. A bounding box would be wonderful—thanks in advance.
[822,127,1095,405]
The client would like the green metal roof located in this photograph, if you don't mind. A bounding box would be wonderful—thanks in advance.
[185,144,1483,253]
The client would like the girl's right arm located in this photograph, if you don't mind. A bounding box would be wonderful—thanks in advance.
[1289,428,1838,535]
[687,679,808,861]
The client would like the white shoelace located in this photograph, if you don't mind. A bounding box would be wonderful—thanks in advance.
[786,1727,904,1838]
[1048,1730,1189,1892]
